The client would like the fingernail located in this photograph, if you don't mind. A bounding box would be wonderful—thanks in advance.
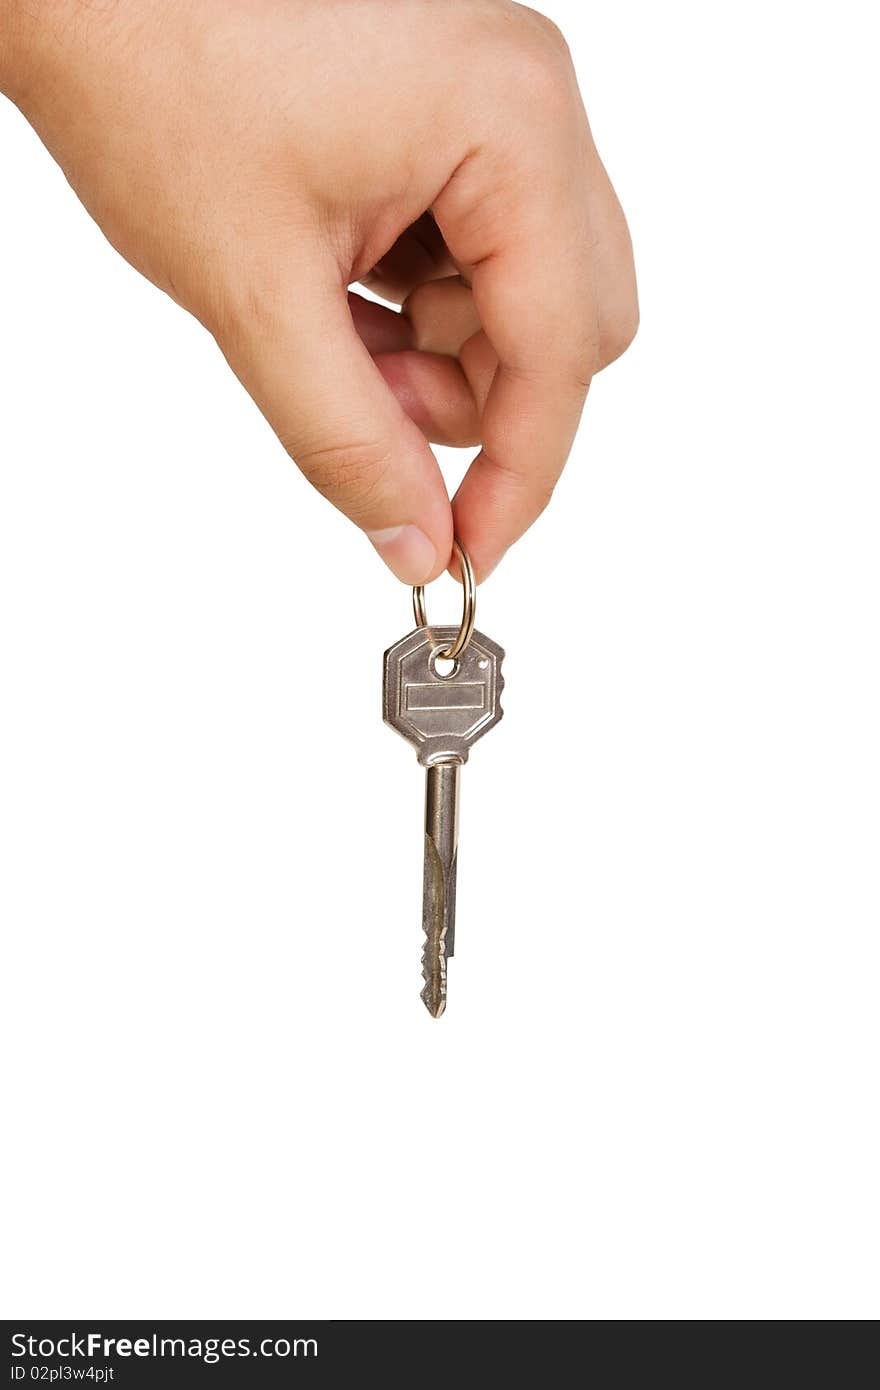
[367,525,436,585]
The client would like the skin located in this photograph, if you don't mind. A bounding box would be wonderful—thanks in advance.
[0,0,637,583]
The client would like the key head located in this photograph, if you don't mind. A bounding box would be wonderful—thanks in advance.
[383,626,505,765]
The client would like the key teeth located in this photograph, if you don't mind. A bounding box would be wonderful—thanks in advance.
[420,937,447,1018]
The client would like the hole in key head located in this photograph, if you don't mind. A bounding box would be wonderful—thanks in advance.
[431,649,459,679]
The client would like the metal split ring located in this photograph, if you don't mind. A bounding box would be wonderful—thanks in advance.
[412,538,476,661]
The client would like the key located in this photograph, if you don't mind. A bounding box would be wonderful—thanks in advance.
[383,622,505,1016]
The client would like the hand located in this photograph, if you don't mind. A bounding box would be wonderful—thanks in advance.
[2,0,637,582]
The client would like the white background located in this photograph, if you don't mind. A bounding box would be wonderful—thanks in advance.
[1,1,877,1320]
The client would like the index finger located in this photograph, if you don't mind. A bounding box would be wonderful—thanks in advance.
[433,152,599,579]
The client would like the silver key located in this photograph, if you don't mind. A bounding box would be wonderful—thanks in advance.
[383,623,505,1016]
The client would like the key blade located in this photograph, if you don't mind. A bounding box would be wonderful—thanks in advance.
[421,760,460,1018]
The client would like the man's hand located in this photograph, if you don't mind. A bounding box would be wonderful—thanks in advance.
[2,0,637,582]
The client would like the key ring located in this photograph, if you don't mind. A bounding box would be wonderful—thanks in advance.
[412,538,476,661]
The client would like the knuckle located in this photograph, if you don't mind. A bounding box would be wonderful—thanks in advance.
[557,335,601,393]
[528,475,557,518]
[294,437,394,520]
[483,448,557,514]
[508,6,573,85]
[207,261,286,355]
[516,47,569,107]
[569,342,599,393]
[523,9,571,58]
[403,279,476,354]
[475,3,573,109]
[601,301,640,368]
[572,320,603,387]
[402,282,441,350]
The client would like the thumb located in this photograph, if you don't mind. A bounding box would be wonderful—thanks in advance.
[214,262,452,584]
